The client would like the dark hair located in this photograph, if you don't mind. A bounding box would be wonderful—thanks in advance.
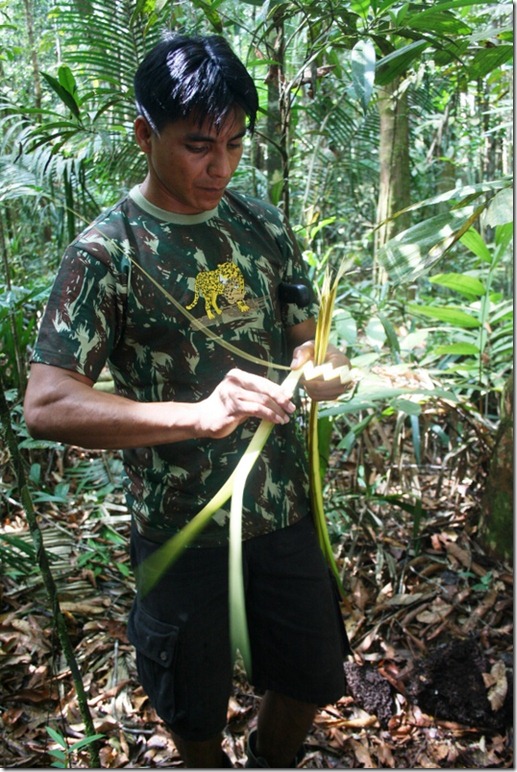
[134,33,259,134]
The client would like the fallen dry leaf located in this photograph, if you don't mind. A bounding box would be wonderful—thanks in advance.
[349,737,377,768]
[484,661,508,712]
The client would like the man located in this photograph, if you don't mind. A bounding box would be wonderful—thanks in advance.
[24,33,350,768]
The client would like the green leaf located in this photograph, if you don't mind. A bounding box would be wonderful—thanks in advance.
[460,228,492,262]
[374,493,425,518]
[309,216,336,240]
[375,40,429,85]
[405,8,471,35]
[381,179,511,218]
[332,309,357,346]
[29,462,42,484]
[321,386,458,418]
[115,562,131,577]
[410,413,421,466]
[378,204,486,284]
[69,734,105,751]
[429,272,486,297]
[74,0,94,14]
[57,64,79,100]
[189,0,223,32]
[0,534,37,558]
[350,0,370,18]
[489,299,513,325]
[132,0,170,14]
[378,313,401,357]
[46,727,68,748]
[365,316,386,348]
[417,0,507,10]
[49,750,67,764]
[393,398,421,416]
[485,188,513,227]
[433,342,480,356]
[467,45,513,79]
[407,303,480,328]
[495,222,513,252]
[351,39,376,111]
[40,71,81,119]
[338,414,375,454]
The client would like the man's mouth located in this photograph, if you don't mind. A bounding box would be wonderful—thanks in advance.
[200,186,226,195]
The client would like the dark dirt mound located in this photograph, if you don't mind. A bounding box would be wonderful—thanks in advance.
[343,637,512,735]
[405,637,513,731]
[344,660,394,728]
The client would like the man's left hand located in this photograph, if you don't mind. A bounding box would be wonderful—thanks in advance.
[290,341,352,401]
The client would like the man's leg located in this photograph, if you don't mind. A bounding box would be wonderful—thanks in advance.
[129,530,234,768]
[253,690,317,767]
[170,730,229,768]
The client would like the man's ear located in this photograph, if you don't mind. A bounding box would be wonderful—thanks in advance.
[134,115,153,153]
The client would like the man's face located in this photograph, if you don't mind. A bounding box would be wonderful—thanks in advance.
[135,109,246,214]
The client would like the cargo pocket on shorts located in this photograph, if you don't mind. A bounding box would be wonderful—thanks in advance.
[127,601,180,724]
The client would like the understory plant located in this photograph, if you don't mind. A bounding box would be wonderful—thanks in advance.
[408,221,513,413]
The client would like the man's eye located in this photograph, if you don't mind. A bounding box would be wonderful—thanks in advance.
[228,142,242,150]
[186,144,207,153]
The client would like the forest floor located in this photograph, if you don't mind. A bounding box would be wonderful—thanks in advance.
[0,430,513,769]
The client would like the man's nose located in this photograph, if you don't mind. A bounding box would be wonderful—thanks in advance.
[208,149,232,177]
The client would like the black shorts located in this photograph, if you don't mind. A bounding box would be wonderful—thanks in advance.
[128,516,349,741]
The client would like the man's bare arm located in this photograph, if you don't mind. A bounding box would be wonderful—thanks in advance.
[23,363,297,450]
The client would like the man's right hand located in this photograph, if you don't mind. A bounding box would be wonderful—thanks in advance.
[196,368,296,439]
[23,363,296,451]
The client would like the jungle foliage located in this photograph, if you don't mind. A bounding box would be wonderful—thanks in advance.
[0,1,513,767]
[0,0,513,569]
[0,0,512,552]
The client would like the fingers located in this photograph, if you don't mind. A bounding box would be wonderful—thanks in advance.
[291,341,353,402]
[290,340,315,370]
[222,369,296,422]
[303,375,347,402]
[200,368,297,439]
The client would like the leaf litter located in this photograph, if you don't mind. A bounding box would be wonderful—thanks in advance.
[0,406,513,768]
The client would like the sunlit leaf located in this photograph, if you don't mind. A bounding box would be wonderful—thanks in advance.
[433,342,480,356]
[351,39,376,111]
[429,273,486,297]
[378,204,486,284]
[460,228,492,262]
[406,8,471,34]
[41,71,81,119]
[407,303,480,328]
[485,187,513,227]
[321,386,457,418]
[467,45,513,79]
[365,316,387,349]
[350,0,370,18]
[332,309,357,346]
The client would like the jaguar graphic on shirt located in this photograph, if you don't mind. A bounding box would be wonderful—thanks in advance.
[186,262,250,319]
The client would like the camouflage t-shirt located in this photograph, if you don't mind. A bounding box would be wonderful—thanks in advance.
[32,186,318,545]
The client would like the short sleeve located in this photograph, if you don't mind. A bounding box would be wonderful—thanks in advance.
[31,245,125,382]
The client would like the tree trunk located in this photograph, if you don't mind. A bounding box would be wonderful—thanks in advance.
[478,372,513,561]
[374,77,411,282]
[265,10,290,215]
[22,0,43,113]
